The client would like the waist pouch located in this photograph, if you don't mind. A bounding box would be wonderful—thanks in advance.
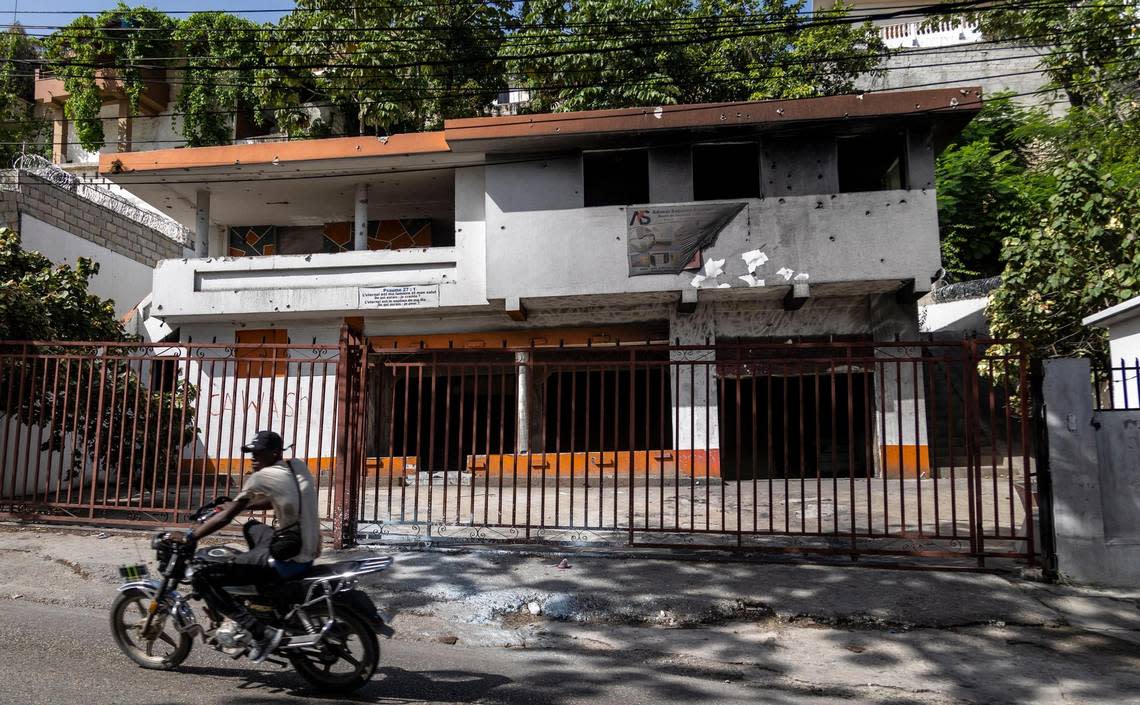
[270,523,303,561]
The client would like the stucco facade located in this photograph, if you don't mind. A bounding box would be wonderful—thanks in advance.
[103,89,981,475]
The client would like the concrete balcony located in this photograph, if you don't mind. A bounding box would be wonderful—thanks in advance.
[151,247,475,322]
[878,19,981,49]
[485,190,941,305]
[35,68,171,114]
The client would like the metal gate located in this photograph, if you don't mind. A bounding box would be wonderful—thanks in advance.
[346,339,1039,565]
[0,336,1039,565]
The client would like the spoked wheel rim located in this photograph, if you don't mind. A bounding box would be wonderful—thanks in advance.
[288,610,378,691]
[113,593,184,666]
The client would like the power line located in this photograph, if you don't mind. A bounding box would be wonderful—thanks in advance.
[8,0,1104,36]
[4,30,1134,136]
[5,76,1113,182]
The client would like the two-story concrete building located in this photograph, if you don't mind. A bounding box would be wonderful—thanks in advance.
[100,87,981,483]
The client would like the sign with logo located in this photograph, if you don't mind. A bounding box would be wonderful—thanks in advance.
[627,203,746,276]
[359,284,440,310]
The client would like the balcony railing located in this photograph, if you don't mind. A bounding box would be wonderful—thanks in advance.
[879,19,981,49]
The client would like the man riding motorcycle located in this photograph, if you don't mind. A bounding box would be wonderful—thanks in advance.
[182,430,321,663]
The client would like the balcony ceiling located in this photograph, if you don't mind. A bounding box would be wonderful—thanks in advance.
[115,157,470,227]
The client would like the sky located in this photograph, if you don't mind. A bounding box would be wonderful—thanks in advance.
[4,0,295,33]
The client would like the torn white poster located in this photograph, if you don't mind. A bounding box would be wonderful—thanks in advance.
[741,250,768,274]
[738,274,765,287]
[703,257,726,278]
[777,267,795,281]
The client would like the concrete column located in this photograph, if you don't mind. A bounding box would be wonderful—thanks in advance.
[669,305,720,478]
[195,190,210,257]
[1043,358,1106,581]
[870,294,929,477]
[515,351,530,454]
[354,184,369,251]
[116,100,133,154]
[51,108,68,164]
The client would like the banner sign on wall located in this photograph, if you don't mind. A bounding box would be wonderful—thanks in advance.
[359,284,440,309]
[627,202,746,276]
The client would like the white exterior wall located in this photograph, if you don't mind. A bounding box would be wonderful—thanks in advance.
[919,296,989,336]
[176,323,342,466]
[20,213,155,316]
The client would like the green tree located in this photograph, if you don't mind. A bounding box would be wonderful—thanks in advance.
[988,155,1140,359]
[44,4,174,151]
[950,0,1140,358]
[0,228,197,495]
[0,25,47,165]
[934,95,1051,280]
[259,0,510,135]
[502,0,885,113]
[172,13,267,147]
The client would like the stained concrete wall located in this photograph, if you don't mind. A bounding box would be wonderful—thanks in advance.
[857,44,1059,115]
[1044,358,1140,587]
[486,190,941,303]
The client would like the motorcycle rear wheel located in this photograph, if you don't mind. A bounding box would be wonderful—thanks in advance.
[287,607,379,694]
[110,588,193,670]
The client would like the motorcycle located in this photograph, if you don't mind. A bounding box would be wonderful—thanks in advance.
[110,499,393,693]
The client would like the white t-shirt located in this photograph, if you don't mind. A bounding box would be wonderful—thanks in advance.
[237,458,322,563]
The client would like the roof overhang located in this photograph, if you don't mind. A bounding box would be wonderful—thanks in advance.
[443,87,983,153]
[1083,295,1140,329]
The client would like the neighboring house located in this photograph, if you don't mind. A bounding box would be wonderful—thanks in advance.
[29,67,328,219]
[824,0,1059,112]
[1084,295,1140,408]
[100,87,981,477]
[0,156,189,320]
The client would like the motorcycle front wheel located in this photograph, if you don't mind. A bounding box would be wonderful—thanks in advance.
[110,588,193,670]
[286,607,379,694]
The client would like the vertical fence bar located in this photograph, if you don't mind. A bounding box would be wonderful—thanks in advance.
[1019,350,1036,565]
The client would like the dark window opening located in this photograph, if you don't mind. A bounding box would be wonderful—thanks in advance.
[720,369,872,481]
[542,366,673,452]
[584,150,649,207]
[374,367,518,473]
[837,133,908,193]
[234,110,277,141]
[693,143,761,201]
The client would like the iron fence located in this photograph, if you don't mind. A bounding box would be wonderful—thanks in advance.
[0,335,1038,565]
[0,340,348,535]
[350,339,1037,565]
[1093,359,1140,410]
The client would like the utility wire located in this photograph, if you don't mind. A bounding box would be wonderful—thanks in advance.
[4,31,1134,135]
[5,76,1114,186]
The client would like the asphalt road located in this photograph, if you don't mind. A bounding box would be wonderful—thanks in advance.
[0,600,788,705]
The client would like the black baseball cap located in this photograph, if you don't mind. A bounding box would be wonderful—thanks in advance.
[241,430,284,454]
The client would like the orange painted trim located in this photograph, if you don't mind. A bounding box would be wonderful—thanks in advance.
[468,450,720,479]
[99,131,450,175]
[881,445,931,478]
[178,452,712,480]
[368,323,668,351]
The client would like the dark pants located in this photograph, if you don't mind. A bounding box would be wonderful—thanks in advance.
[191,521,277,639]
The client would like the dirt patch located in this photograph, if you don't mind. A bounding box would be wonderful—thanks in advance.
[502,609,544,629]
[45,556,91,580]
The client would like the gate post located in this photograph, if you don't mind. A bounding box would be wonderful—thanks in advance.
[332,323,365,549]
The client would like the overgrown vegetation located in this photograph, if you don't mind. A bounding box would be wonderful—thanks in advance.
[0,228,198,494]
[0,26,47,165]
[933,0,1140,359]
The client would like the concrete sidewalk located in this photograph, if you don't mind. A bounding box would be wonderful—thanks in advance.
[3,523,1140,704]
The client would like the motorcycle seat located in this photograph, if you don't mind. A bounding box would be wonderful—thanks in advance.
[290,557,393,583]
